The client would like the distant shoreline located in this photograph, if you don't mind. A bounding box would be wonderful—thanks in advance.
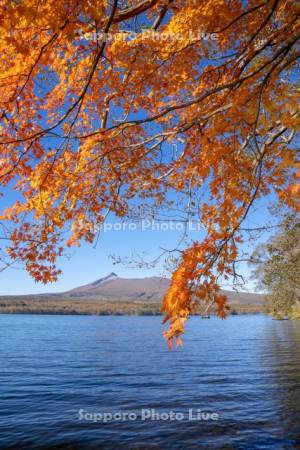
[0,311,264,316]
[0,296,264,316]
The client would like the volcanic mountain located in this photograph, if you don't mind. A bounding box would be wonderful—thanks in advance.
[0,273,264,315]
[61,273,263,306]
[62,272,170,300]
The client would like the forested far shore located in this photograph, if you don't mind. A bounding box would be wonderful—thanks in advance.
[0,296,264,316]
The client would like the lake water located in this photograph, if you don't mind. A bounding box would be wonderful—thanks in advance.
[0,315,299,449]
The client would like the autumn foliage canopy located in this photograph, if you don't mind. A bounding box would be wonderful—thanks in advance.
[0,0,299,346]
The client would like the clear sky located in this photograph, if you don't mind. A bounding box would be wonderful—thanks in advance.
[0,35,279,296]
[0,184,275,295]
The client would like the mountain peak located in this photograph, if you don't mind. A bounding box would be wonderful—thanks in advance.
[108,272,118,278]
[91,272,118,286]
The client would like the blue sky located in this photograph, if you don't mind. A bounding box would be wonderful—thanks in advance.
[0,185,275,295]
[0,127,277,296]
[0,10,281,296]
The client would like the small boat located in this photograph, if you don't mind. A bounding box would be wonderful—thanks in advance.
[201,315,211,319]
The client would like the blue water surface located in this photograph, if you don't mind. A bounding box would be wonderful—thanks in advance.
[0,314,299,449]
